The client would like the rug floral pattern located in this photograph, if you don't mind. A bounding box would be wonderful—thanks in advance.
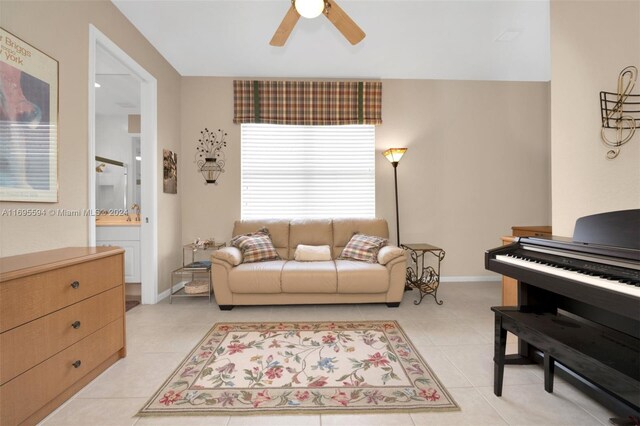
[139,321,458,415]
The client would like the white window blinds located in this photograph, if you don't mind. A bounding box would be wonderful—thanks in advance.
[241,124,375,220]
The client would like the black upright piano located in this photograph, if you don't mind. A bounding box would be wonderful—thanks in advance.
[486,209,640,418]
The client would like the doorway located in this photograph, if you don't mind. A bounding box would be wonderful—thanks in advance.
[88,25,158,304]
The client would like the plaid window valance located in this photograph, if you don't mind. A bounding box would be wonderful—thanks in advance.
[233,80,382,125]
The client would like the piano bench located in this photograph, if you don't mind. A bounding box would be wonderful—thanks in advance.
[491,306,640,403]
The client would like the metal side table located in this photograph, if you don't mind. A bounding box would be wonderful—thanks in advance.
[401,243,446,305]
[170,264,212,303]
[170,242,225,303]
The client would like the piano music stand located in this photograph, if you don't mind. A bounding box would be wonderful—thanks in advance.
[401,243,446,305]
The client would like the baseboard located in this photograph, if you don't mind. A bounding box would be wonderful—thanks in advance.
[157,280,188,302]
[157,288,170,302]
[441,275,501,282]
[156,277,497,301]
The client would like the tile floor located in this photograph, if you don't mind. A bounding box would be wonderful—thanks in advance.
[40,281,619,425]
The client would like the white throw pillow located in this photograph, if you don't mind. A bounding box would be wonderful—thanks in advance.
[294,244,332,261]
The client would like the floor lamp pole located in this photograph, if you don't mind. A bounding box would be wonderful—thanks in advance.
[393,162,400,246]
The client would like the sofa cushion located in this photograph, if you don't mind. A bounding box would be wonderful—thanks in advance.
[233,220,290,259]
[335,260,389,293]
[231,228,281,263]
[294,244,332,262]
[289,219,333,259]
[338,234,387,263]
[281,261,337,293]
[228,260,286,293]
[333,218,389,258]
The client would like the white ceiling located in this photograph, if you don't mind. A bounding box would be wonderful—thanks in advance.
[112,0,550,81]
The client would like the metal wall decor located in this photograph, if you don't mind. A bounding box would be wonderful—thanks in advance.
[195,128,227,185]
[599,66,639,159]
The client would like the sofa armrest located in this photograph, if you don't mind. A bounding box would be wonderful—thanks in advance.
[211,247,239,307]
[378,245,405,265]
[384,254,407,272]
[212,246,242,266]
[384,249,407,304]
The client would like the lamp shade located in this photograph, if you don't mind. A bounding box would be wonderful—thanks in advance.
[295,0,325,19]
[383,148,407,164]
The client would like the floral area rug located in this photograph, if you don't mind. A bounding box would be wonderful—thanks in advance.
[138,320,459,416]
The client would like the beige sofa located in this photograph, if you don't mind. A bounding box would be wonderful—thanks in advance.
[211,218,407,310]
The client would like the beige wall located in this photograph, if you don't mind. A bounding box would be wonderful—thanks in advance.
[0,1,182,294]
[180,78,240,248]
[551,0,640,237]
[1,2,553,280]
[181,78,550,277]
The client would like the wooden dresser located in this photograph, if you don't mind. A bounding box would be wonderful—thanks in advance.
[501,226,552,306]
[0,247,126,426]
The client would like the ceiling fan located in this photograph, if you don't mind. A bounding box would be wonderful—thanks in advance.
[270,0,366,47]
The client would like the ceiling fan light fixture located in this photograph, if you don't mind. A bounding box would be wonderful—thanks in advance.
[270,0,365,47]
[295,0,325,19]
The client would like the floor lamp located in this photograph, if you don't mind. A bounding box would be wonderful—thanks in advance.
[383,148,407,247]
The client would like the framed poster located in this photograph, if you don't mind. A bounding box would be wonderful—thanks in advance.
[163,149,177,194]
[0,28,58,202]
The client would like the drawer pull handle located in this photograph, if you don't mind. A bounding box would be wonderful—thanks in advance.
[71,321,81,329]
[72,360,82,368]
[70,281,80,289]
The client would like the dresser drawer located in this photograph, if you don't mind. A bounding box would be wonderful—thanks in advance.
[0,286,123,385]
[0,254,123,333]
[0,319,124,426]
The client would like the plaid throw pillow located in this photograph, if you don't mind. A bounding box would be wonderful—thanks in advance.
[338,233,388,263]
[231,228,281,263]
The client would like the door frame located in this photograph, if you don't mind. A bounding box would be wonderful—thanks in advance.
[88,25,158,304]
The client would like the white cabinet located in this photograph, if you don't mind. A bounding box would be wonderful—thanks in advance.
[96,226,141,283]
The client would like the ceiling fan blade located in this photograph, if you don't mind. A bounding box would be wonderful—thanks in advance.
[324,0,365,45]
[270,4,301,46]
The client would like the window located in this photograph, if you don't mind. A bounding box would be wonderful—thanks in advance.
[241,124,375,219]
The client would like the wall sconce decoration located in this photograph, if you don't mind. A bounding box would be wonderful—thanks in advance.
[195,128,227,184]
[599,66,638,159]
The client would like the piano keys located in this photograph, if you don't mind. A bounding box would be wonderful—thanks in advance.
[495,251,640,299]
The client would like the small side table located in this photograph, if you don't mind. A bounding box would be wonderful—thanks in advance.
[170,243,226,304]
[401,243,446,305]
[182,242,226,267]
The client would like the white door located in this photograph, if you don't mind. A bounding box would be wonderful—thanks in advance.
[88,26,158,304]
